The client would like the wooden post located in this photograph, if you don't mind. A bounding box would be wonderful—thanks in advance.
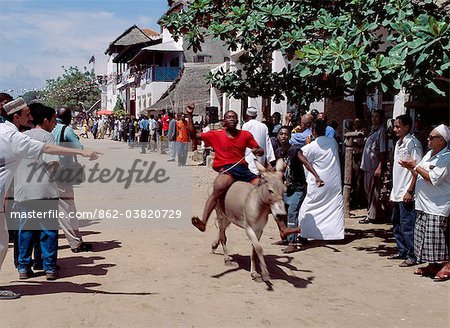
[343,132,364,218]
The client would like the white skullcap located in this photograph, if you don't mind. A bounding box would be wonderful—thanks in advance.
[434,124,450,142]
[246,106,258,116]
[3,97,27,115]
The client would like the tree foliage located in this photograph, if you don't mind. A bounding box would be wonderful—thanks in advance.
[162,0,449,107]
[41,66,101,110]
[21,90,41,104]
[113,95,125,113]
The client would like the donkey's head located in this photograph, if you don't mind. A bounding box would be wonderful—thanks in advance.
[255,159,287,219]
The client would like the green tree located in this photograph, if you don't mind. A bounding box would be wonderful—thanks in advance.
[21,90,42,104]
[162,0,449,116]
[41,66,101,110]
[113,95,125,113]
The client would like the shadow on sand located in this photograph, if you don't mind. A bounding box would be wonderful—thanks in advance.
[57,255,115,279]
[211,253,314,290]
[58,239,122,253]
[7,281,156,297]
[297,227,396,258]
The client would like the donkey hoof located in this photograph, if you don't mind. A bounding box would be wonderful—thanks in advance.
[261,273,270,282]
[211,243,219,253]
[251,272,263,283]
[224,259,237,267]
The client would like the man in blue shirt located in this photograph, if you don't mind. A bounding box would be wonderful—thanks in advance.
[52,108,92,253]
[289,114,314,147]
[139,116,150,154]
[318,112,338,139]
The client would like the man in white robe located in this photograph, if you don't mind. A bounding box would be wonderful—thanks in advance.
[242,106,275,175]
[299,119,345,240]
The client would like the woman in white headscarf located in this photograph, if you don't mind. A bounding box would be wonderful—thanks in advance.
[400,124,450,281]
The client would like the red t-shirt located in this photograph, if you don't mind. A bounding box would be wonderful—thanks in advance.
[161,115,169,131]
[201,130,259,169]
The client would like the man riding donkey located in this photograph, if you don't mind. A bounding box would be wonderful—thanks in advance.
[186,103,300,239]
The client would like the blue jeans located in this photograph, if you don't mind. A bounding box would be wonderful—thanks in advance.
[177,142,189,166]
[284,190,305,242]
[169,141,176,160]
[17,200,58,273]
[128,134,135,148]
[391,201,416,261]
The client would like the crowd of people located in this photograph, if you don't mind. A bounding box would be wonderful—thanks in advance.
[0,93,101,300]
[188,104,449,282]
[0,91,449,300]
[77,109,194,167]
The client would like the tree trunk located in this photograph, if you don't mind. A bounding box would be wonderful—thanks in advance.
[354,87,366,119]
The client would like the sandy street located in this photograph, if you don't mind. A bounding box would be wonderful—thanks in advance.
[1,138,448,328]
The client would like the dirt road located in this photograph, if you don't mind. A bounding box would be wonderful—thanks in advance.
[1,138,448,328]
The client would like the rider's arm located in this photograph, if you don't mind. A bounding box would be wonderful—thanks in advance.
[186,103,202,140]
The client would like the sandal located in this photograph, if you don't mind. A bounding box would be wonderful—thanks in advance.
[192,217,206,232]
[414,266,439,277]
[433,273,450,282]
[0,290,20,300]
[71,242,93,253]
[282,244,300,254]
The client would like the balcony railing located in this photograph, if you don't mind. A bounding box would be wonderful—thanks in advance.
[143,67,181,82]
[116,66,181,87]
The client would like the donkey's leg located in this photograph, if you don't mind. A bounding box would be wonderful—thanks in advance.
[246,227,270,282]
[220,219,233,265]
[211,213,221,253]
[250,245,261,281]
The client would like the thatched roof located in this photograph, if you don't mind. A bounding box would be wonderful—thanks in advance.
[157,1,185,24]
[105,25,161,55]
[150,63,219,114]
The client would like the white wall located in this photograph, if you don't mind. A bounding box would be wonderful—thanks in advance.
[106,54,118,111]
[162,27,183,49]
[309,101,325,112]
[135,81,173,114]
[270,51,289,118]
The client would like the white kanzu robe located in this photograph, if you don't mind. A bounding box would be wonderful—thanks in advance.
[299,136,345,240]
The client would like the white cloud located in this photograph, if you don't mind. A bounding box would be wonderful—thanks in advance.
[0,7,159,94]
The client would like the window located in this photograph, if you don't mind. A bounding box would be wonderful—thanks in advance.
[194,55,212,63]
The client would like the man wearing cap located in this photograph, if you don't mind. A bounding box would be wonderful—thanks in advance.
[242,106,275,175]
[0,98,101,299]
[400,124,450,281]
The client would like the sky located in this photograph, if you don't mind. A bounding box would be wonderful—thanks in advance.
[0,0,167,96]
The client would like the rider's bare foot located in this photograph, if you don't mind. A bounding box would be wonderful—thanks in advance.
[192,216,206,232]
[280,227,301,240]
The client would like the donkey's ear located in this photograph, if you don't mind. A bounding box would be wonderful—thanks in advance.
[255,160,267,175]
[275,158,285,173]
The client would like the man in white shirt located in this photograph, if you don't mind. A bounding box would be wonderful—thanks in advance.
[388,114,423,267]
[148,114,157,152]
[400,124,450,280]
[97,117,105,139]
[0,98,101,299]
[242,107,275,175]
[14,103,60,280]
